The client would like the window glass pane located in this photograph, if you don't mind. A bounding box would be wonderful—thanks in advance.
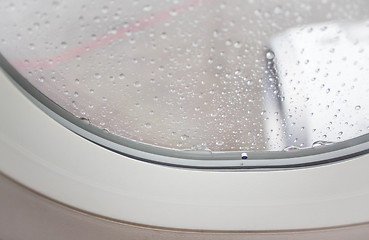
[1,0,369,152]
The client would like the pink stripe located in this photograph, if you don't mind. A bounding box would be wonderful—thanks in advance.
[13,0,211,69]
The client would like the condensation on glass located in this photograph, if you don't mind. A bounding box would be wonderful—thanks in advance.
[0,0,368,152]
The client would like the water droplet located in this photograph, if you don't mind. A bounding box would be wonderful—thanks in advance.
[181,134,189,141]
[241,152,248,159]
[93,16,101,23]
[101,6,108,14]
[355,105,361,110]
[234,41,242,48]
[94,73,101,79]
[119,73,125,80]
[266,50,275,60]
[216,140,224,146]
[133,81,141,88]
[273,6,282,14]
[160,32,167,39]
[80,117,90,124]
[312,140,335,148]
[169,9,177,16]
[143,4,152,11]
[144,122,151,128]
[283,146,300,151]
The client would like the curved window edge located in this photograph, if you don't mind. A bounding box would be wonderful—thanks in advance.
[1,53,369,169]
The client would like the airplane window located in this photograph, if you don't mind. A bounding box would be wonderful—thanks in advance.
[0,0,368,158]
